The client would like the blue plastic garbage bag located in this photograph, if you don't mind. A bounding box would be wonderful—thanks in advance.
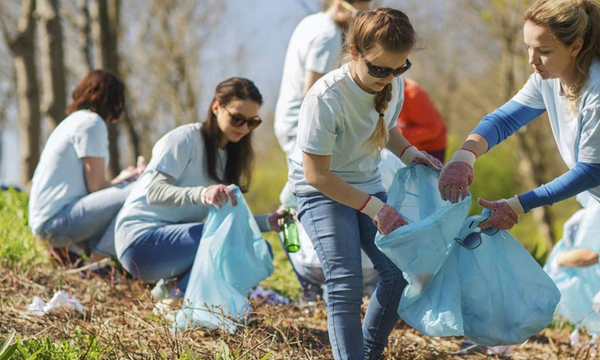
[173,186,274,332]
[544,194,600,333]
[376,164,561,345]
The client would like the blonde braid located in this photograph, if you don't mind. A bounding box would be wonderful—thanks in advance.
[363,83,392,157]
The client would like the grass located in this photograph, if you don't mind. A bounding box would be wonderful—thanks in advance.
[0,147,594,359]
[0,188,47,272]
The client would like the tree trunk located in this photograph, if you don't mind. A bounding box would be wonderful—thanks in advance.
[90,0,120,177]
[1,0,41,187]
[37,0,66,129]
[76,0,93,72]
[108,0,141,164]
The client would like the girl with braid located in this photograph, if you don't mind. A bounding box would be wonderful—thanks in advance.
[287,8,442,360]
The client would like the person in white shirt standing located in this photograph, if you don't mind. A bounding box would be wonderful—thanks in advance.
[275,0,372,156]
[289,8,442,360]
[274,0,373,304]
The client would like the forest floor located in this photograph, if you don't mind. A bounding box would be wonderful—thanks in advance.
[1,262,598,360]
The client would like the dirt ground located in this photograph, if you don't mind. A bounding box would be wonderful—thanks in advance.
[1,265,598,360]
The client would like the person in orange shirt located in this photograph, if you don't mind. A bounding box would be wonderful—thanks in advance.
[398,78,447,163]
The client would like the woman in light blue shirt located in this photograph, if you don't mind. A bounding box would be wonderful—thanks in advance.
[115,77,285,304]
[439,0,600,235]
[29,70,145,263]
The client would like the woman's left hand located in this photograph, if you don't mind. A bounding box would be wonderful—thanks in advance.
[112,156,147,184]
[478,196,525,230]
[400,146,443,171]
[268,208,289,232]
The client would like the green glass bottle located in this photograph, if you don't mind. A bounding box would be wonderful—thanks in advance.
[282,207,300,253]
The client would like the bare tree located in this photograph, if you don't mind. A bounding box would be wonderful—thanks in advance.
[121,0,223,153]
[69,0,93,73]
[90,0,121,177]
[37,0,67,129]
[0,0,41,186]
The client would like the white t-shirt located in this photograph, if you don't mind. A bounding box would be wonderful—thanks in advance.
[274,12,343,156]
[512,58,600,201]
[115,123,226,257]
[288,63,404,195]
[28,110,109,233]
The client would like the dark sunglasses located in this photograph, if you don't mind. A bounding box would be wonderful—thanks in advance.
[454,209,500,250]
[365,58,412,78]
[222,106,262,131]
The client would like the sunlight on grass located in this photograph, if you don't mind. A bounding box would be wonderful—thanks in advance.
[0,188,47,272]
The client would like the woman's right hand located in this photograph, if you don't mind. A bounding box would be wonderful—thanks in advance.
[438,149,477,203]
[200,184,237,209]
[360,195,407,235]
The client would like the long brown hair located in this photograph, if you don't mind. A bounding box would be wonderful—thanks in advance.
[344,8,416,157]
[525,0,600,109]
[66,69,125,123]
[201,77,262,193]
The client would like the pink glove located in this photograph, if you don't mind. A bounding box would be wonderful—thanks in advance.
[200,184,237,209]
[438,149,476,203]
[360,195,408,235]
[478,196,525,230]
[400,145,443,171]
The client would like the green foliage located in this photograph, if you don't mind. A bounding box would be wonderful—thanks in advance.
[0,188,47,271]
[260,232,302,300]
[0,331,17,360]
[5,328,109,360]
[245,148,288,216]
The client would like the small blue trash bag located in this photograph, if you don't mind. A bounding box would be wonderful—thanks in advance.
[375,164,561,345]
[173,186,274,332]
[544,193,600,333]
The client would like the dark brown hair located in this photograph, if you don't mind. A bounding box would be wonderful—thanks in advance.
[201,77,263,192]
[66,69,125,123]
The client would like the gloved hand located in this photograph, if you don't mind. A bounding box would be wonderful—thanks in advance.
[200,184,237,209]
[400,145,443,171]
[438,149,477,203]
[360,195,408,235]
[478,196,525,230]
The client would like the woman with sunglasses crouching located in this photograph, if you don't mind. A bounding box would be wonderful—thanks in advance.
[114,77,286,306]
[288,8,442,360]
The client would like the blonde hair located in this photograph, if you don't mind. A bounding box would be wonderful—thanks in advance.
[344,8,416,157]
[525,0,600,109]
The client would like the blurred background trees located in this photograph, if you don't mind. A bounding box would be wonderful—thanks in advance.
[0,0,580,261]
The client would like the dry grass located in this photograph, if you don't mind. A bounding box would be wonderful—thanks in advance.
[2,262,600,360]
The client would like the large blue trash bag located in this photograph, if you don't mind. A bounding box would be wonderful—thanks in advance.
[173,186,274,332]
[544,193,600,333]
[376,164,561,345]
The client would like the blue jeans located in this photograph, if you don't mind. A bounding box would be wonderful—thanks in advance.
[39,182,134,257]
[296,192,406,360]
[120,222,274,296]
